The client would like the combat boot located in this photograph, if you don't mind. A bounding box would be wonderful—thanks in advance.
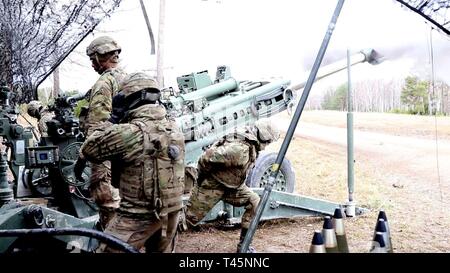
[236,228,256,253]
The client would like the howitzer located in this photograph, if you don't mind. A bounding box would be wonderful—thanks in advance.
[163,66,294,166]
[0,91,93,209]
[161,67,296,194]
[0,84,34,198]
[0,90,100,252]
[163,48,381,195]
[45,93,86,141]
[0,86,89,193]
[0,47,380,252]
[22,92,96,219]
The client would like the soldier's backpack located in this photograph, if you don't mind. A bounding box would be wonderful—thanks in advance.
[133,118,185,236]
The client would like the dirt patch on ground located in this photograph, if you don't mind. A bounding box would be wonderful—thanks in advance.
[177,110,450,253]
[299,110,450,140]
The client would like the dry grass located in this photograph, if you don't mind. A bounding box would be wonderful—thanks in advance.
[265,136,387,211]
[178,110,450,253]
[179,134,392,253]
[298,110,450,140]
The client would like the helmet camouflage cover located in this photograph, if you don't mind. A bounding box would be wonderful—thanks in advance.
[119,72,160,98]
[86,36,121,56]
[27,100,43,117]
[254,119,280,143]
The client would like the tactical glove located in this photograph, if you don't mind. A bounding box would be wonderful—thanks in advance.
[74,157,87,182]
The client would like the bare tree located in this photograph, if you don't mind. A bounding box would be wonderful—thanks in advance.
[351,79,403,113]
[0,0,123,103]
[434,80,450,114]
[52,67,60,97]
[396,0,450,36]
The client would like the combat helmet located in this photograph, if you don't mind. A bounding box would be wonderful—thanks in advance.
[27,100,43,118]
[120,72,160,97]
[254,119,280,144]
[86,36,121,57]
[119,72,161,109]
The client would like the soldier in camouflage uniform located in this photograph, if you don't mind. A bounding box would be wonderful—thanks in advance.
[185,119,280,253]
[81,72,185,253]
[27,100,55,137]
[74,36,127,229]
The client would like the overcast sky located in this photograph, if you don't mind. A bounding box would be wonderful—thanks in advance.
[46,0,450,96]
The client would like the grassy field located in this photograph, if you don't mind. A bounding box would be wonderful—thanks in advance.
[298,110,450,140]
[179,110,450,253]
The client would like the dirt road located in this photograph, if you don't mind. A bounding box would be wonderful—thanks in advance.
[275,119,450,190]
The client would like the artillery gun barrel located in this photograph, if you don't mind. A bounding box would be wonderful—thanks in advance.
[69,94,86,101]
[177,48,381,168]
[180,79,290,162]
[174,78,238,105]
[203,79,290,115]
[67,93,87,103]
[177,79,290,132]
[290,48,382,91]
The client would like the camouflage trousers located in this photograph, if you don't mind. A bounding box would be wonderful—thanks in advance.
[97,211,180,253]
[89,161,120,229]
[186,179,260,229]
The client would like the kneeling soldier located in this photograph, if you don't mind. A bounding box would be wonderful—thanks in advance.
[186,119,279,253]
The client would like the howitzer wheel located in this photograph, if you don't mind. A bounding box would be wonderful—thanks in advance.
[245,152,295,193]
[58,142,91,187]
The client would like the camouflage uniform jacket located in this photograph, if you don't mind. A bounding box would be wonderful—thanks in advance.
[198,133,258,189]
[38,109,55,137]
[81,104,185,216]
[82,67,126,135]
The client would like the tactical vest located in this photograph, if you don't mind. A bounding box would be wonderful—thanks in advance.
[132,118,185,236]
[200,132,258,189]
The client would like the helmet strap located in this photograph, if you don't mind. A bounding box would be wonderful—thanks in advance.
[95,54,100,66]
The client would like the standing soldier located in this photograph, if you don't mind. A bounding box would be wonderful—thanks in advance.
[81,72,185,253]
[27,100,54,137]
[74,36,126,229]
[185,119,280,253]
